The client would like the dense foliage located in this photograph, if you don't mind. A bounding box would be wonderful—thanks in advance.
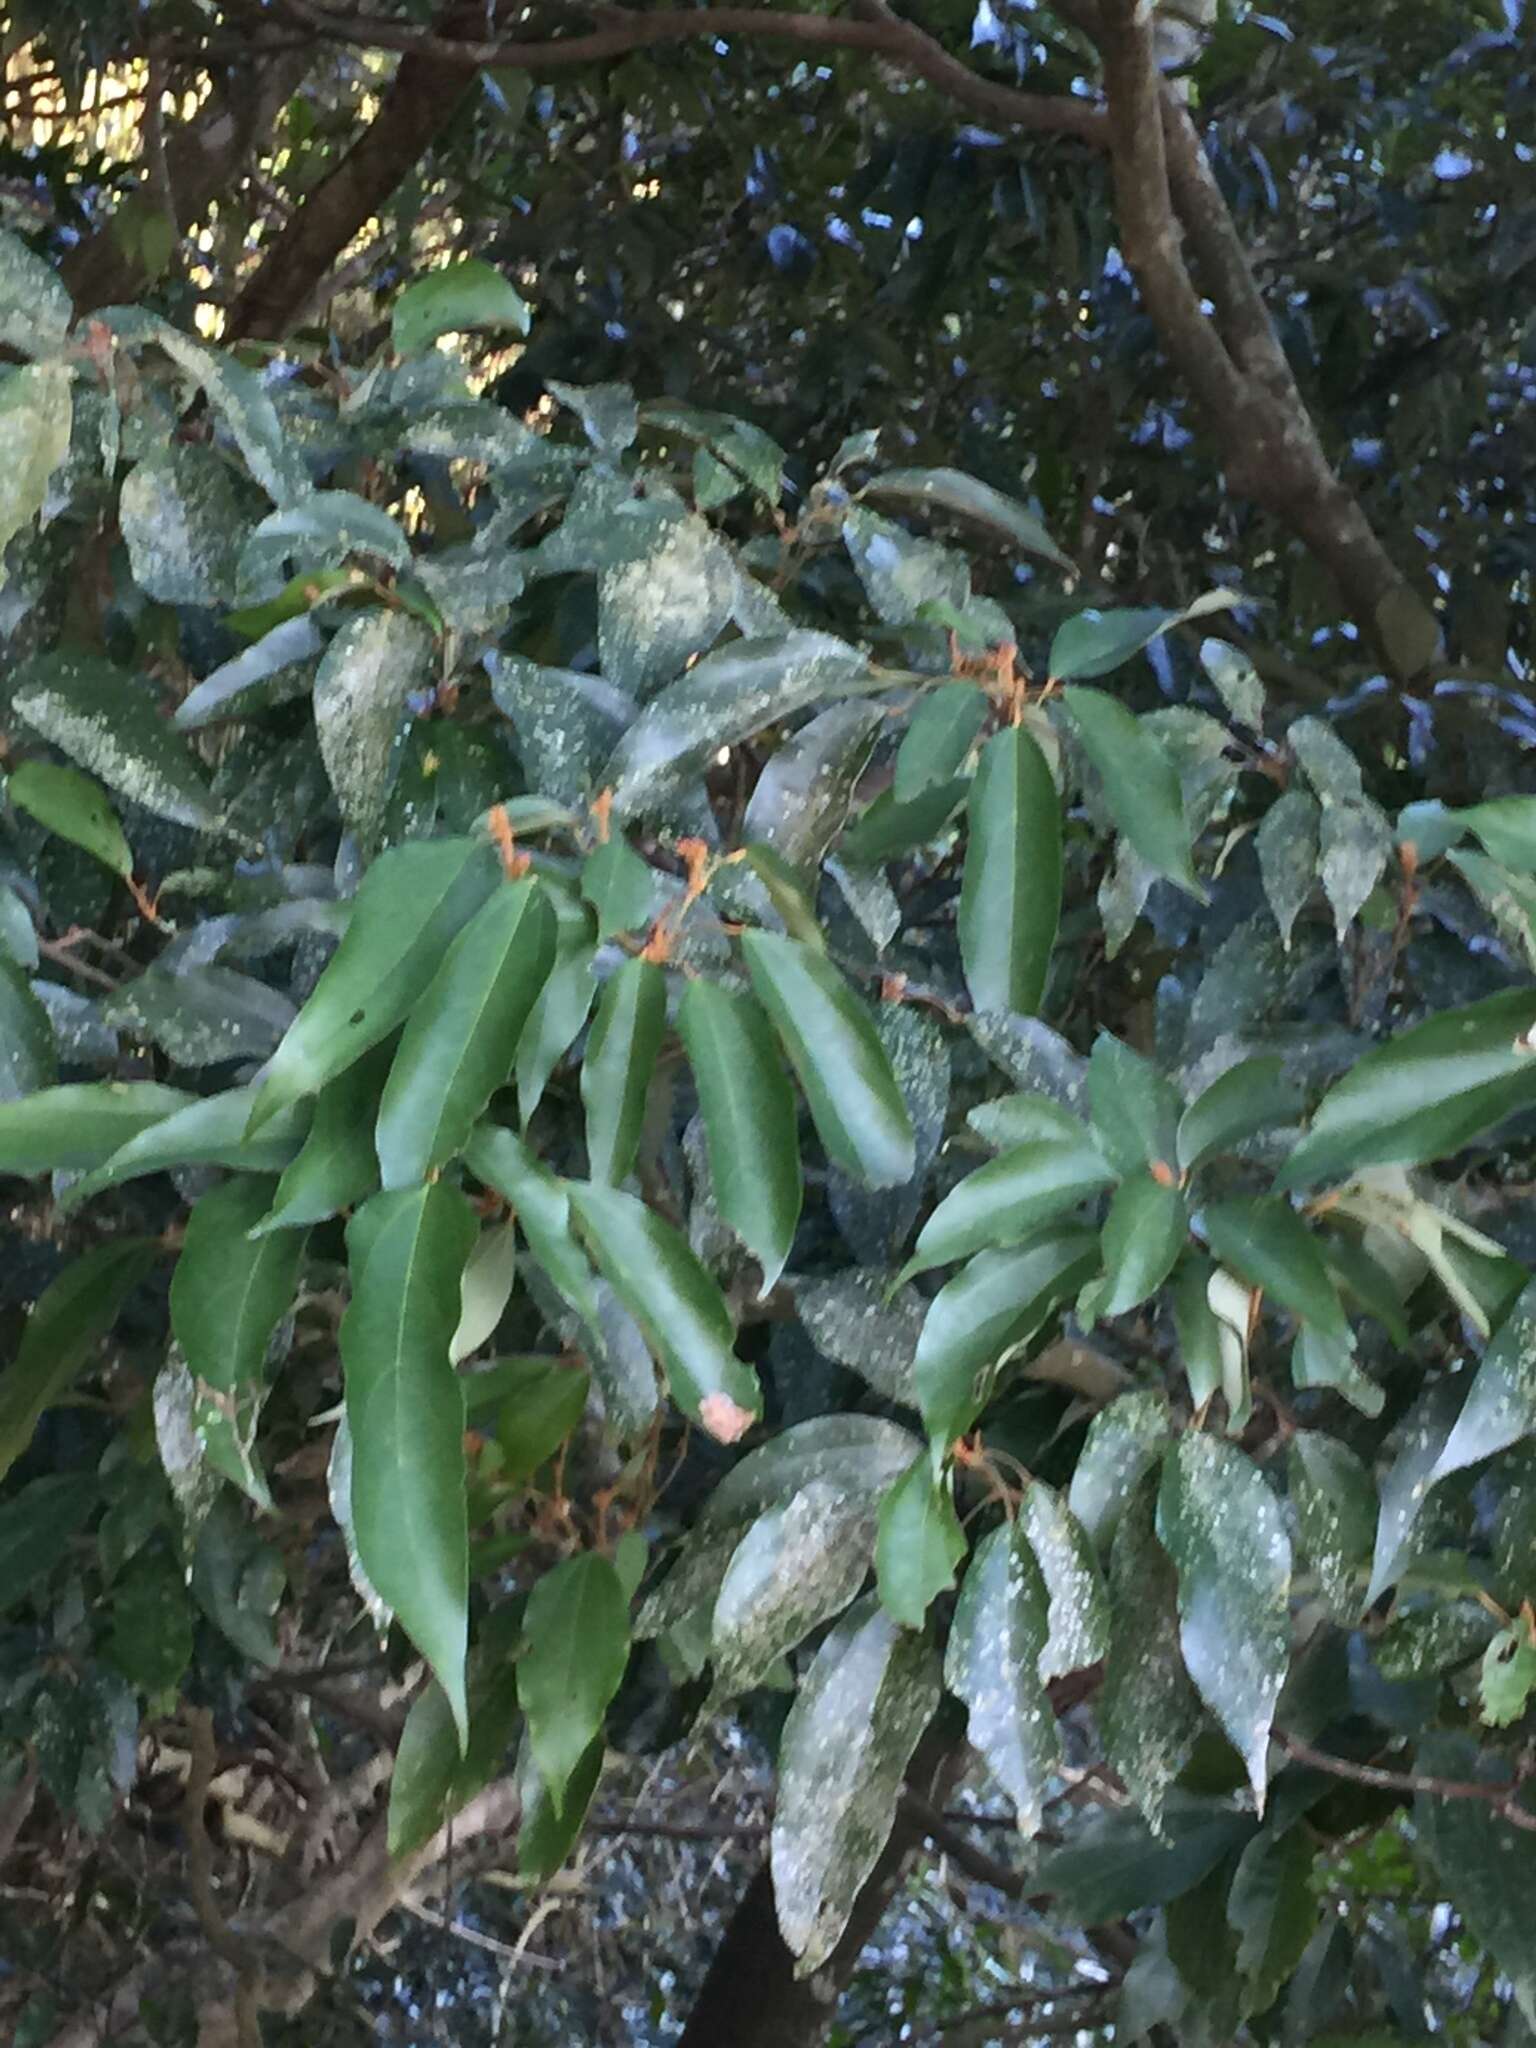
[1,3,1535,2046]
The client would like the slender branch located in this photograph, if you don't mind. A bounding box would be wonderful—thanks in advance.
[1274,1731,1536,1834]
[183,1710,263,2048]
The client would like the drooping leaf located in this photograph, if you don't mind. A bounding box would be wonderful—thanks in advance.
[340,1183,479,1738]
[393,258,531,355]
[710,1481,878,1699]
[1035,1798,1253,1925]
[375,877,555,1188]
[0,1474,98,1619]
[678,979,802,1294]
[1099,1479,1202,1830]
[1156,1435,1291,1810]
[914,1228,1097,1447]
[463,1123,604,1339]
[875,1459,964,1629]
[944,1521,1059,1836]
[11,654,223,833]
[313,610,436,846]
[741,931,914,1189]
[250,836,499,1129]
[567,1183,760,1439]
[862,466,1073,571]
[580,957,666,1186]
[1199,638,1265,729]
[1063,687,1205,898]
[450,1222,519,1364]
[518,1553,628,1805]
[0,1240,156,1483]
[5,760,133,878]
[1318,798,1392,941]
[958,724,1061,1017]
[0,1081,192,1177]
[1430,1277,1536,1483]
[517,1732,605,1882]
[901,1136,1113,1281]
[771,1600,941,1974]
[1176,1057,1301,1174]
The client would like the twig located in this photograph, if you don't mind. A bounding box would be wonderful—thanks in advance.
[1274,1731,1536,1833]
[35,940,119,992]
[183,1709,263,2048]
[401,1897,559,1968]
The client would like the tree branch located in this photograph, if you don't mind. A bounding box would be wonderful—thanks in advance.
[1273,1731,1536,1833]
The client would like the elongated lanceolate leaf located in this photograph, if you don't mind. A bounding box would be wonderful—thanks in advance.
[742,700,884,868]
[59,1086,309,1212]
[376,879,555,1188]
[1431,1277,1536,1483]
[771,1600,941,1973]
[463,1122,603,1333]
[959,724,1061,1016]
[580,957,666,1186]
[1067,1389,1171,1548]
[863,467,1073,571]
[1202,1196,1353,1352]
[1176,1056,1301,1174]
[711,1480,878,1699]
[518,1552,628,1807]
[11,653,223,832]
[1088,1173,1187,1320]
[251,836,499,1130]
[0,1082,191,1177]
[902,1135,1113,1281]
[341,1184,478,1739]
[1063,687,1206,898]
[253,1048,390,1233]
[741,931,914,1188]
[1019,1482,1110,1680]
[1099,1479,1201,1830]
[5,760,133,878]
[567,1183,760,1439]
[1086,1034,1182,1177]
[678,979,802,1293]
[1156,1435,1291,1810]
[0,1240,156,1483]
[944,1522,1059,1836]
[393,259,531,356]
[516,888,598,1122]
[875,1459,964,1629]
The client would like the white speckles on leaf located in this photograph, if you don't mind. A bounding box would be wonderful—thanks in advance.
[944,1522,1059,1837]
[1319,797,1392,941]
[598,514,738,697]
[796,1269,923,1406]
[1431,1280,1536,1484]
[841,506,970,626]
[1099,1479,1202,1831]
[11,651,223,831]
[0,362,72,574]
[0,229,72,360]
[1256,789,1319,950]
[1019,1482,1111,1680]
[119,442,249,607]
[314,610,436,846]
[708,1481,877,1700]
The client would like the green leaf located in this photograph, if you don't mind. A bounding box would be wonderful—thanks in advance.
[518,1552,628,1806]
[1458,795,1536,871]
[451,1220,519,1363]
[567,1183,760,1439]
[463,1123,603,1339]
[958,724,1061,1017]
[1172,1254,1227,1413]
[0,1474,97,1618]
[944,1521,1058,1835]
[1202,1196,1353,1352]
[6,760,133,878]
[546,377,638,456]
[1280,988,1536,1187]
[1287,1431,1374,1621]
[387,1681,466,1859]
[107,1548,193,1697]
[678,979,802,1295]
[341,1183,478,1739]
[902,1136,1113,1281]
[0,959,53,1101]
[0,883,37,970]
[842,506,969,626]
[375,877,555,1188]
[1227,1827,1317,2015]
[581,836,656,939]
[605,632,869,819]
[1099,1479,1201,1829]
[515,888,598,1122]
[1256,789,1319,950]
[314,610,436,847]
[581,957,666,1186]
[1086,1034,1182,1179]
[0,226,72,358]
[1199,638,1264,729]
[965,1092,1089,1151]
[1480,1625,1536,1728]
[1019,1482,1111,1679]
[119,441,248,607]
[102,966,296,1067]
[741,931,914,1188]
[1318,797,1391,941]
[1177,1057,1301,1174]
[393,258,531,355]
[644,400,786,503]
[1067,1389,1172,1548]
[251,836,499,1129]
[914,1229,1097,1447]
[1050,606,1177,682]
[10,654,223,833]
[893,686,985,803]
[598,512,738,696]
[862,467,1073,572]
[0,361,71,563]
[1416,1736,1536,2026]
[1063,688,1205,898]
[0,1240,156,1484]
[875,1459,964,1629]
[1089,1173,1188,1319]
[837,777,968,867]
[771,1600,941,1973]
[495,1357,590,1481]
[0,1081,192,1177]
[709,1482,878,1700]
[1367,1379,1464,1606]
[741,702,884,868]
[253,1050,389,1233]
[1431,1278,1536,1483]
[60,1086,308,1212]
[1157,1436,1291,1810]
[1035,1799,1252,1924]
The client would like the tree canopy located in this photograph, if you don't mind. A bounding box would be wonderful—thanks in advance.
[1,3,1535,2045]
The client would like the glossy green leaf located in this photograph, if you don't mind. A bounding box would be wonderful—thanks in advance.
[567,1183,760,1439]
[902,1137,1113,1281]
[253,1050,389,1233]
[1431,1277,1536,1483]
[393,258,530,355]
[914,1228,1097,1447]
[1063,688,1205,898]
[944,1521,1058,1836]
[1099,1479,1201,1829]
[1202,1196,1353,1352]
[581,957,666,1186]
[340,1183,479,1739]
[0,883,37,970]
[517,1732,604,1882]
[741,931,914,1189]
[1177,1057,1301,1173]
[1036,1800,1253,1925]
[1050,606,1177,683]
[518,1552,628,1806]
[0,959,53,1101]
[102,965,296,1067]
[863,466,1073,571]
[1367,1380,1464,1606]
[581,836,656,939]
[1171,1254,1226,1413]
[1287,1431,1374,1621]
[463,1122,603,1337]
[0,1474,97,1618]
[1280,989,1536,1187]
[6,760,133,878]
[709,1481,878,1700]
[771,1600,941,1973]
[1480,1625,1536,1728]
[0,1081,192,1177]
[1088,1173,1188,1319]
[515,888,598,1122]
[1086,1034,1183,1177]
[679,978,802,1295]
[0,1240,156,1483]
[375,878,555,1188]
[1157,1435,1291,1810]
[11,654,223,833]
[60,1086,308,1213]
[958,724,1061,1017]
[495,1357,590,1481]
[875,1459,964,1629]
[838,777,969,867]
[1019,1482,1111,1679]
[895,685,986,802]
[251,836,499,1130]
[965,1092,1089,1151]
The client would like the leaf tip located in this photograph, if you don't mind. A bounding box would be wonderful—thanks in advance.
[698,1391,756,1445]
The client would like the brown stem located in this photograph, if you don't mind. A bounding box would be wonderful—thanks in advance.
[1274,1730,1536,1832]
